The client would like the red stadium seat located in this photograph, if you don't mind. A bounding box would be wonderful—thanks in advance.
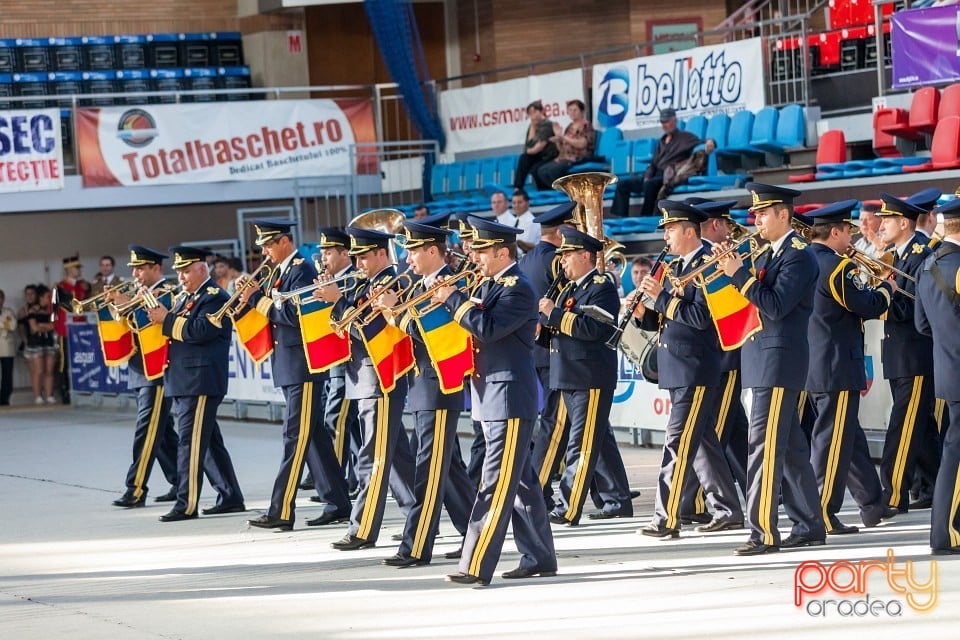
[873,108,905,157]
[938,83,960,121]
[903,115,960,173]
[877,86,940,142]
[788,129,846,182]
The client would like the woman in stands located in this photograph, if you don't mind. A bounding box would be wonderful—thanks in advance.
[24,285,58,405]
[513,100,561,189]
[533,99,595,190]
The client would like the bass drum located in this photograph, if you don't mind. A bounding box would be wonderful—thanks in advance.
[618,319,659,383]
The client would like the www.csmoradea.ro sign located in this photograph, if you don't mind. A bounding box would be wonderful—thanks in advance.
[76,99,375,187]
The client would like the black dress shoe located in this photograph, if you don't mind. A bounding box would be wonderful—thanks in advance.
[348,487,361,500]
[587,511,629,520]
[305,512,350,527]
[444,546,463,560]
[202,503,246,515]
[931,546,960,555]
[880,506,900,520]
[445,572,489,586]
[734,540,779,556]
[154,488,177,503]
[159,510,198,522]
[391,533,403,541]
[112,494,146,508]
[548,512,576,526]
[909,497,933,510]
[827,523,859,535]
[639,523,680,539]
[299,480,313,490]
[247,515,293,531]
[308,496,326,503]
[695,517,744,533]
[502,566,557,579]
[680,512,712,525]
[781,534,826,548]
[629,489,642,499]
[382,553,429,568]
[331,534,375,551]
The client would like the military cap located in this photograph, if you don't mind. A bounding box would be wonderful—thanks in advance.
[657,199,708,228]
[933,198,960,220]
[683,196,714,206]
[806,199,860,227]
[451,211,494,239]
[400,220,451,250]
[905,187,942,212]
[745,182,802,212]
[468,216,522,249]
[418,210,454,229]
[694,199,739,219]
[877,192,925,221]
[317,227,350,249]
[169,246,211,270]
[556,227,604,254]
[127,245,167,267]
[345,226,394,256]
[251,218,296,246]
[533,201,578,227]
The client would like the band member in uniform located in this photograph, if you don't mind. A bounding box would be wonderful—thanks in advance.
[54,254,91,404]
[109,246,179,508]
[316,227,416,550]
[538,226,631,526]
[433,216,556,585]
[803,201,898,534]
[716,183,826,555]
[146,247,245,522]
[874,193,935,514]
[633,201,743,538]
[915,198,960,554]
[238,219,351,530]
[374,220,476,567]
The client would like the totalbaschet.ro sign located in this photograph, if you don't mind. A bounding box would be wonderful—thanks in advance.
[794,549,938,617]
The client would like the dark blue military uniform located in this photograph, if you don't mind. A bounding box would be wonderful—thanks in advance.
[245,220,351,528]
[637,202,741,537]
[803,201,894,533]
[915,200,960,552]
[159,248,244,520]
[115,247,178,507]
[875,194,936,513]
[443,217,556,584]
[728,184,825,553]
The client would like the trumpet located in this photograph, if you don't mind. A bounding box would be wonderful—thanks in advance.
[843,245,915,299]
[71,281,137,314]
[384,266,484,319]
[668,231,765,289]
[270,271,366,310]
[330,272,413,336]
[109,283,179,321]
[206,261,273,328]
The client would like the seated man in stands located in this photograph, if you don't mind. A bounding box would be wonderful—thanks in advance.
[412,203,429,221]
[609,108,700,217]
[533,99,595,190]
[511,189,540,253]
[655,138,716,200]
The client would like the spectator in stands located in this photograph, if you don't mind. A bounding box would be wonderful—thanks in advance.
[514,100,561,190]
[90,255,119,296]
[533,99,595,190]
[213,255,231,290]
[0,289,16,406]
[25,285,57,405]
[853,200,884,257]
[225,257,247,294]
[655,138,716,200]
[627,256,654,295]
[17,285,38,354]
[511,189,540,253]
[609,107,700,217]
[413,203,429,221]
[490,190,513,225]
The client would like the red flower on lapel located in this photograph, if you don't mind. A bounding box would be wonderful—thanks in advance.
[185,301,195,311]
[564,297,576,309]
[757,269,766,282]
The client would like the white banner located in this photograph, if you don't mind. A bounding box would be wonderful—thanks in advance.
[227,336,285,403]
[77,98,375,187]
[593,38,766,132]
[439,69,584,154]
[0,108,64,193]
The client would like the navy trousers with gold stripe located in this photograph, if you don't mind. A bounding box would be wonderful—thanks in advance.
[555,387,616,523]
[931,401,960,550]
[745,387,824,546]
[459,418,556,583]
[910,398,947,503]
[170,395,244,516]
[397,409,475,561]
[124,385,178,500]
[269,382,350,522]
[324,375,361,492]
[808,391,885,529]
[880,375,935,510]
[348,391,416,542]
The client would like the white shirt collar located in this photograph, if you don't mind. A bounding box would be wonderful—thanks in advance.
[770,230,794,256]
[497,212,518,227]
[895,239,911,259]
[678,246,701,270]
[333,263,353,278]
[916,228,931,239]
[276,250,297,274]
[492,261,517,281]
[421,265,446,288]
[574,267,598,288]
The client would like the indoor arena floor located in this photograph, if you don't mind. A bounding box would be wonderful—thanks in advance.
[1,402,957,639]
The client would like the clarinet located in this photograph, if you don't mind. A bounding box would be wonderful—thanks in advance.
[605,245,669,350]
[535,257,567,348]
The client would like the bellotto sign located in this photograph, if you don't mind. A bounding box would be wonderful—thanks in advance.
[76,98,376,187]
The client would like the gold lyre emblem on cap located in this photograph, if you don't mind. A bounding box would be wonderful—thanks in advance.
[130,250,138,263]
[174,253,184,263]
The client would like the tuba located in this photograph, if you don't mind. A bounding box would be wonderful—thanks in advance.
[552,172,621,275]
[349,208,405,265]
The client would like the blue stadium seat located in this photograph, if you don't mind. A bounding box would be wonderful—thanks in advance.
[496,154,518,191]
[571,127,623,172]
[704,113,730,149]
[774,104,806,149]
[684,115,708,141]
[459,159,481,196]
[480,157,500,195]
[429,163,448,199]
[718,110,762,157]
[747,106,779,152]
[631,137,657,175]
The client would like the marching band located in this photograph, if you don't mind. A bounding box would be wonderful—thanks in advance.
[69,176,960,585]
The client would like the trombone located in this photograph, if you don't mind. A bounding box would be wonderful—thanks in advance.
[206,261,273,328]
[270,271,366,309]
[109,283,180,321]
[668,231,765,289]
[382,266,484,319]
[330,272,413,336]
[71,281,137,314]
[843,245,916,299]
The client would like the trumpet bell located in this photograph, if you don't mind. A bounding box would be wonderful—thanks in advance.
[552,172,618,274]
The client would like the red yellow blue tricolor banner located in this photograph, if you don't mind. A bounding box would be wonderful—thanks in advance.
[129,290,173,380]
[298,296,351,373]
[234,307,273,365]
[697,261,762,351]
[95,306,135,365]
[359,312,414,394]
[411,296,474,394]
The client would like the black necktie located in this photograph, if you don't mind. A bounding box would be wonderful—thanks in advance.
[673,258,684,275]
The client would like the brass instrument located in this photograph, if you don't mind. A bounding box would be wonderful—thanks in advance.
[70,281,137,314]
[792,215,814,241]
[844,245,916,300]
[206,261,273,328]
[348,208,405,265]
[109,283,179,321]
[607,246,669,351]
[552,172,621,275]
[668,231,765,289]
[385,266,484,319]
[270,271,366,309]
[330,272,414,336]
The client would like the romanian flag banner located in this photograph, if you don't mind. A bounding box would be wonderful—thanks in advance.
[696,257,762,351]
[234,306,273,365]
[95,306,135,365]
[298,295,350,373]
[129,290,174,380]
[359,311,414,394]
[411,292,474,394]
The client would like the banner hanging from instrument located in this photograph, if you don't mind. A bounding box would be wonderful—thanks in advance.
[438,69,584,154]
[890,4,960,89]
[592,38,766,131]
[0,108,64,193]
[76,98,376,187]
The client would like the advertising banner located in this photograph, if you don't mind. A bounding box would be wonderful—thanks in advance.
[439,69,584,154]
[0,108,64,193]
[891,4,960,89]
[76,98,376,187]
[592,38,766,131]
